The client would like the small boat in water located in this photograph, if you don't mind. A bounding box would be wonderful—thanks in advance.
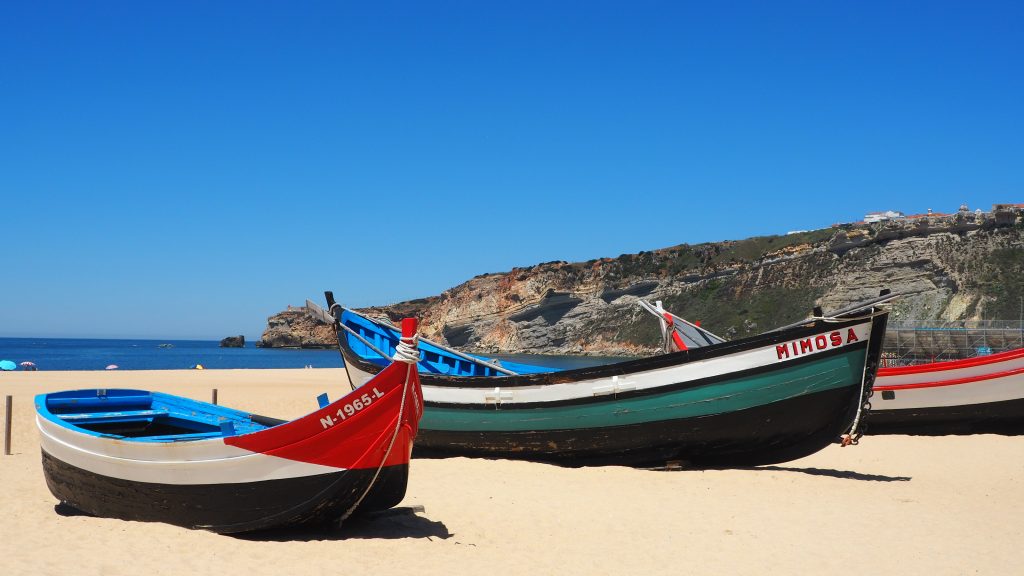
[869,347,1024,434]
[35,319,424,533]
[319,292,894,467]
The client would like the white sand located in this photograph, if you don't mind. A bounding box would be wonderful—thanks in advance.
[1,369,1022,575]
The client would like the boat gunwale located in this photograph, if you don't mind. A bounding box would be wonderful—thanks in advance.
[874,365,1024,392]
[35,389,270,442]
[877,346,1024,377]
[340,314,878,389]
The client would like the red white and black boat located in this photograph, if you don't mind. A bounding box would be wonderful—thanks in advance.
[35,319,424,533]
[325,292,895,467]
[869,347,1024,434]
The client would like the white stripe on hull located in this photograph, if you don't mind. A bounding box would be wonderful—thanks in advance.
[345,361,378,390]
[874,371,1024,411]
[345,322,874,406]
[38,416,344,485]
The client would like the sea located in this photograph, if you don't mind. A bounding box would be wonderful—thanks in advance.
[0,337,619,372]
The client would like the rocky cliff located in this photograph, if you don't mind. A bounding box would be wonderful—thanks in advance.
[261,211,1024,355]
[257,308,336,348]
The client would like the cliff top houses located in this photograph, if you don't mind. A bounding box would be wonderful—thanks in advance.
[864,210,906,223]
[852,203,1021,225]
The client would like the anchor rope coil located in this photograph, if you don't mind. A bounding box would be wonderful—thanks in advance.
[393,335,421,364]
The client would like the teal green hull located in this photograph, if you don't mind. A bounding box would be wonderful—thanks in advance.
[422,347,867,432]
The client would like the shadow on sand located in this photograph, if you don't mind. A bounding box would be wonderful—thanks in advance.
[724,466,911,482]
[232,506,451,542]
[55,503,450,541]
[54,503,93,517]
[648,464,911,482]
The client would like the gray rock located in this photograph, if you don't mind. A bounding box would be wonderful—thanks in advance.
[219,335,245,348]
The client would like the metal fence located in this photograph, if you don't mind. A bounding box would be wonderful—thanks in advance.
[882,320,1024,366]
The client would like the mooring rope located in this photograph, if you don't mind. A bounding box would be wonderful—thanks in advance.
[841,309,877,446]
[340,332,420,523]
[839,360,872,446]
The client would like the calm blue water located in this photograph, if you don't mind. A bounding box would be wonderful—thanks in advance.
[0,337,624,372]
[0,338,346,371]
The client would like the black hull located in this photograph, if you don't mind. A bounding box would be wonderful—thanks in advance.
[414,386,860,467]
[867,397,1024,436]
[41,451,409,533]
[345,308,888,467]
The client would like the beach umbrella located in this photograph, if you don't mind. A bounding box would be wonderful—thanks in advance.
[0,360,15,371]
[105,364,119,370]
[19,361,36,371]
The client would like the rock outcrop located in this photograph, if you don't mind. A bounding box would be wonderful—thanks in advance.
[257,308,335,348]
[219,335,245,348]
[261,211,1024,355]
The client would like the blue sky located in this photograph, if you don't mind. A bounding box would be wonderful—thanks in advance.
[1,1,1021,339]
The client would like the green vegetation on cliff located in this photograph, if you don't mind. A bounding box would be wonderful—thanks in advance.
[263,214,1024,354]
[969,247,1024,320]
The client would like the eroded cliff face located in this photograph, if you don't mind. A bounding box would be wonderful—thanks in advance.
[257,309,335,348]
[261,216,1024,355]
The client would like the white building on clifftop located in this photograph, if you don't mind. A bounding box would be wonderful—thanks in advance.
[864,210,905,223]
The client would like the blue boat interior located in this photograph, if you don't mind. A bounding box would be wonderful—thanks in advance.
[37,388,286,442]
[341,310,555,376]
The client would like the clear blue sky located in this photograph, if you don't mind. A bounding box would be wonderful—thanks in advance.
[2,1,1021,339]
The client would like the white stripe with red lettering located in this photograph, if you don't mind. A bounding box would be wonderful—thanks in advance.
[346,322,874,406]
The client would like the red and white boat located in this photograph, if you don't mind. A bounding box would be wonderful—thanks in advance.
[36,319,424,533]
[869,347,1024,434]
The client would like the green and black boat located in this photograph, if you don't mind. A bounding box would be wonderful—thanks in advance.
[324,292,893,467]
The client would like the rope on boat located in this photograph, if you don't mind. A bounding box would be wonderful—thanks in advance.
[768,304,894,333]
[843,346,874,446]
[340,331,419,523]
[841,308,877,447]
[393,334,421,364]
[808,309,890,324]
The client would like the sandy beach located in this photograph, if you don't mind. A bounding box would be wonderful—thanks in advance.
[2,368,1022,576]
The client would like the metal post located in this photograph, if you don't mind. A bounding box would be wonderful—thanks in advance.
[983,313,988,351]
[212,389,218,405]
[4,396,12,456]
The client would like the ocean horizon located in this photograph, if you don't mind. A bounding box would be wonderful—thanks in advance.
[0,337,619,372]
[0,337,344,371]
